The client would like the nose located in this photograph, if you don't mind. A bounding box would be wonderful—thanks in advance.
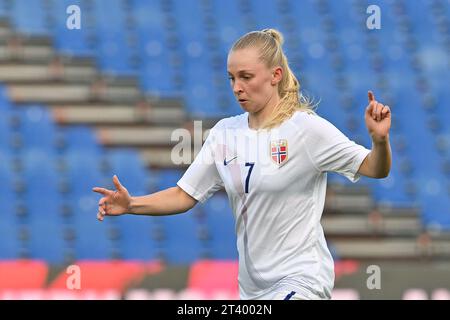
[232,80,243,95]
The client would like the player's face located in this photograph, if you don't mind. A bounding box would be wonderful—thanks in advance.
[227,48,277,113]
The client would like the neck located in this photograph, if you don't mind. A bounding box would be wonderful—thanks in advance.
[248,92,280,130]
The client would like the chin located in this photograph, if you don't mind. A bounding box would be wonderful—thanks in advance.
[240,106,251,112]
[239,102,256,113]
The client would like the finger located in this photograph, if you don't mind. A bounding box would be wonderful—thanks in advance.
[113,175,123,191]
[101,201,108,215]
[366,105,374,122]
[97,203,106,214]
[92,187,110,195]
[371,102,379,120]
[98,198,106,207]
[367,99,377,118]
[380,106,391,120]
[381,105,391,115]
[368,90,375,103]
[376,103,384,121]
[97,211,104,221]
[98,202,108,216]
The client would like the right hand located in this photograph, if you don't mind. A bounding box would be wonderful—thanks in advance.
[92,175,131,221]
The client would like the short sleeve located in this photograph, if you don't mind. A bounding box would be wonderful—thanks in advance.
[177,123,224,203]
[303,115,371,183]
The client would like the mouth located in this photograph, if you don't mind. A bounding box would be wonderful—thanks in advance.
[238,99,248,104]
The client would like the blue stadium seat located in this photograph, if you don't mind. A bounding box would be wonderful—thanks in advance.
[212,0,246,51]
[158,211,205,264]
[21,149,63,221]
[118,215,160,260]
[105,149,149,195]
[249,0,284,31]
[326,0,360,30]
[0,220,22,259]
[291,0,322,31]
[432,90,450,132]
[417,174,450,230]
[0,85,13,111]
[10,0,49,36]
[202,194,237,259]
[48,0,95,57]
[61,125,102,153]
[132,0,177,96]
[71,197,117,260]
[18,105,58,152]
[404,0,441,48]
[27,221,68,264]
[92,0,137,75]
[173,0,206,45]
[0,0,7,18]
[64,150,106,197]
[0,112,13,151]
[173,0,229,117]
[153,169,184,191]
[371,167,418,208]
[395,91,443,175]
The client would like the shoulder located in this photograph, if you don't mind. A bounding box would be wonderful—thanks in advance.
[204,113,246,144]
[289,110,335,132]
[211,113,247,131]
[288,110,344,142]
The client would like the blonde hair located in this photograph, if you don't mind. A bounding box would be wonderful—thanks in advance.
[231,28,317,129]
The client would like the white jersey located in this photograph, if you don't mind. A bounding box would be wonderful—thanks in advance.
[177,111,371,300]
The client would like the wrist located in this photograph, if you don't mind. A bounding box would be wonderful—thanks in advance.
[371,134,389,145]
[127,197,136,214]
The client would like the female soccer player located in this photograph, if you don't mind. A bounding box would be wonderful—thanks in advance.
[93,29,391,300]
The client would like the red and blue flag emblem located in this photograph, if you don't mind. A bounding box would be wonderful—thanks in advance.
[270,139,288,165]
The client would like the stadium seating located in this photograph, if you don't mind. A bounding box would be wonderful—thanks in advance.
[117,215,161,260]
[105,149,150,195]
[46,0,96,57]
[158,210,207,264]
[10,0,49,36]
[0,0,449,266]
[0,219,22,259]
[201,194,238,260]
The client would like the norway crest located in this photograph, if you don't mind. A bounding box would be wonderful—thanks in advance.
[270,139,288,166]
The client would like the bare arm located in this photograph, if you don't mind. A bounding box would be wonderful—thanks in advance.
[358,91,392,179]
[128,186,197,216]
[93,175,197,221]
[358,137,392,178]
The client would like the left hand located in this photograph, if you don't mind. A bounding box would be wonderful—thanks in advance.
[365,91,391,143]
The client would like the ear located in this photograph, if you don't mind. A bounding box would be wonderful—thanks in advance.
[271,66,283,86]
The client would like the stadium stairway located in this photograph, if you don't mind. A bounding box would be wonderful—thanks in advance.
[0,17,189,169]
[323,181,450,261]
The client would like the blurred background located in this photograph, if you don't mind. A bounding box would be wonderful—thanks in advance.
[0,0,449,300]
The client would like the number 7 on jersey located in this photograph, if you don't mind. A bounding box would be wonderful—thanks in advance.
[245,162,255,193]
